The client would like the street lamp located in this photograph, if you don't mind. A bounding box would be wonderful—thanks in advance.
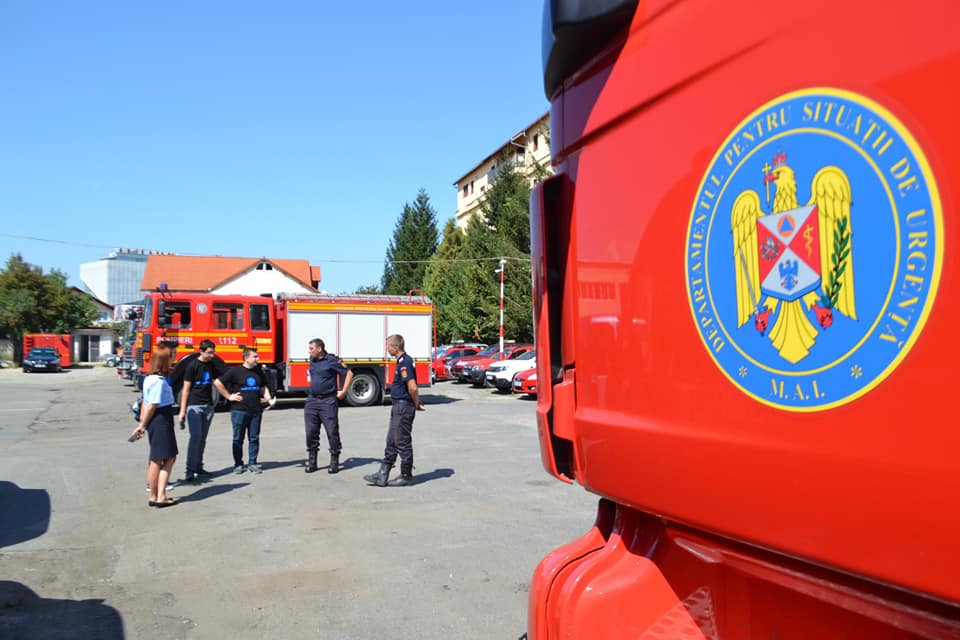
[495,258,506,357]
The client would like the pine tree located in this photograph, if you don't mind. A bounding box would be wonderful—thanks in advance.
[424,218,468,342]
[381,189,439,295]
[479,158,532,253]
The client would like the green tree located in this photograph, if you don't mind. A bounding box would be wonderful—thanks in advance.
[445,157,534,345]
[381,189,440,295]
[479,154,532,253]
[354,284,383,295]
[0,254,48,338]
[0,254,98,339]
[55,288,100,333]
[424,218,468,342]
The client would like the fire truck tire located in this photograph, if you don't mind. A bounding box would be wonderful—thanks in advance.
[345,371,381,407]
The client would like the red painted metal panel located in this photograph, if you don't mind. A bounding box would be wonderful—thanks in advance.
[532,0,960,635]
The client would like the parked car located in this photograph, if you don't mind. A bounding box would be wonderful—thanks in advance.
[99,353,120,367]
[449,345,503,382]
[485,350,536,391]
[512,367,537,396]
[22,348,62,373]
[432,344,486,381]
[463,344,535,387]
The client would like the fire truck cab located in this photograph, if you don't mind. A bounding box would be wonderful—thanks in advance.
[528,1,959,638]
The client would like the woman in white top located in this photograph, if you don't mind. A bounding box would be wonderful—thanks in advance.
[132,348,179,507]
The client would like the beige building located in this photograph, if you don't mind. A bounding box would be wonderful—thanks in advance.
[453,112,551,229]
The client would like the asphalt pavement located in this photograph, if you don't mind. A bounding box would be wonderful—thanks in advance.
[0,366,598,639]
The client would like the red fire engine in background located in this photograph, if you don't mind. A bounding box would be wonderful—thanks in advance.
[132,291,433,406]
[528,1,958,638]
[22,333,72,368]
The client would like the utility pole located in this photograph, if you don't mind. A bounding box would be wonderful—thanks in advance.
[496,258,506,357]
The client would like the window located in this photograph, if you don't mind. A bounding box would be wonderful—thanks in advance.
[533,134,539,151]
[162,302,192,329]
[256,262,273,270]
[470,180,475,195]
[463,185,468,197]
[213,303,244,330]
[143,297,154,328]
[251,304,271,331]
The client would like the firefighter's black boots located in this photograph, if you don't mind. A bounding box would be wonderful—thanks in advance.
[388,469,414,487]
[305,451,318,473]
[328,453,340,474]
[364,462,391,487]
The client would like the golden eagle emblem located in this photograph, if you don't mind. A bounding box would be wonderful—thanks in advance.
[731,152,856,364]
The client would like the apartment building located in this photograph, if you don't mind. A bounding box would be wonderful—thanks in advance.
[453,112,551,229]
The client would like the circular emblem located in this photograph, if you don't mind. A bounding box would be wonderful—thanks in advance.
[684,88,943,411]
[196,303,208,314]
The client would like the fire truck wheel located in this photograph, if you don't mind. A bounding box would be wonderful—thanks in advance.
[346,371,381,407]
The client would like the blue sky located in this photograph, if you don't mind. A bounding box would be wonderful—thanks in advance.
[0,1,548,294]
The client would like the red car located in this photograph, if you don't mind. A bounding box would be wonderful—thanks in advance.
[432,345,485,381]
[512,367,537,396]
[461,344,535,387]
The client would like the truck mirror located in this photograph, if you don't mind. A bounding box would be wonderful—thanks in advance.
[157,301,169,327]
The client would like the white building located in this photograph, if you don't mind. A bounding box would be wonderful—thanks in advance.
[453,113,552,229]
[80,248,160,305]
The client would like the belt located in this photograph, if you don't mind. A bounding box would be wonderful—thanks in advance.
[309,393,336,399]
[393,398,412,404]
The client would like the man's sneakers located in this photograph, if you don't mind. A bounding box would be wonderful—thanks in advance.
[234,464,261,474]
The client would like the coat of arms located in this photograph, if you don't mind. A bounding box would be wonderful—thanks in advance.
[731,152,856,363]
[684,88,942,411]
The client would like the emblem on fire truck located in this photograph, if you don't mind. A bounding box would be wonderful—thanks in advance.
[685,88,943,411]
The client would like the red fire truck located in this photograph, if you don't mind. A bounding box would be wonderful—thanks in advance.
[528,1,958,638]
[133,291,433,406]
[22,333,72,368]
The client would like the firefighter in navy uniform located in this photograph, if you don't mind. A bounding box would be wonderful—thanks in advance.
[364,334,424,487]
[304,338,353,474]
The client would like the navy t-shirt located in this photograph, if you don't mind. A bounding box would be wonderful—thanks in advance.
[309,353,349,397]
[219,365,268,413]
[184,357,226,406]
[390,353,416,401]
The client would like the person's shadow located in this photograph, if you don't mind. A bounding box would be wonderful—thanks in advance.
[175,482,249,504]
[0,481,49,547]
[0,482,124,639]
[411,468,455,484]
[337,456,382,472]
[0,581,124,639]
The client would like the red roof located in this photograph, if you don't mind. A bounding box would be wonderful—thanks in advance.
[141,255,319,292]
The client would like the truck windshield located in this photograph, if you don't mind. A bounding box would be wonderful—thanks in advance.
[142,297,153,329]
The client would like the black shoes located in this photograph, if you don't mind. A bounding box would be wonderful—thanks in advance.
[328,454,340,474]
[305,452,318,473]
[363,462,391,487]
[388,473,414,487]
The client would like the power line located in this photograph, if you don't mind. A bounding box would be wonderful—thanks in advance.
[0,233,531,265]
[0,232,116,249]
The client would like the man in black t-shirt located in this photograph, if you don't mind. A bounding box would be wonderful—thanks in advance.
[214,348,275,474]
[364,334,424,487]
[177,340,226,482]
